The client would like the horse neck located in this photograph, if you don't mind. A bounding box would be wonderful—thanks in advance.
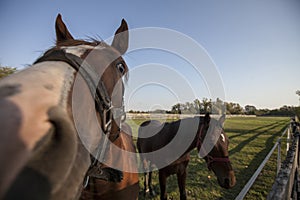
[159,117,203,154]
[152,121,179,147]
[181,117,204,154]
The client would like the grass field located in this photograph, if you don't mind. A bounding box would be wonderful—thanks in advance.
[125,116,290,200]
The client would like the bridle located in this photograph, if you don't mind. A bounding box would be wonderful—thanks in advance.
[205,155,231,171]
[34,47,126,186]
[196,122,231,170]
[35,47,126,136]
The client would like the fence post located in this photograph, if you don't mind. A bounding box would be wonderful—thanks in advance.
[277,138,281,174]
[268,133,300,199]
[287,127,290,152]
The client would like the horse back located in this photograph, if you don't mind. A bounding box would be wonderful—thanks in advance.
[137,119,181,153]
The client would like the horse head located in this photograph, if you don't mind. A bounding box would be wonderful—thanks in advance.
[54,14,129,142]
[198,113,236,189]
[0,14,130,199]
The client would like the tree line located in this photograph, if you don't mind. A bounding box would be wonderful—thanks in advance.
[1,65,299,118]
[129,98,299,117]
[0,66,17,79]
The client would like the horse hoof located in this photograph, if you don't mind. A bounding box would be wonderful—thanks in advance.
[149,190,156,197]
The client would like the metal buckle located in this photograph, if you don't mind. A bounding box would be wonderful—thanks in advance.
[112,105,126,123]
[83,176,90,188]
[103,105,113,133]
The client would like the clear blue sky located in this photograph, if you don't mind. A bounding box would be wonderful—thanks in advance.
[1,0,300,110]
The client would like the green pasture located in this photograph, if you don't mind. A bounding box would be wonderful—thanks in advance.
[125,116,290,200]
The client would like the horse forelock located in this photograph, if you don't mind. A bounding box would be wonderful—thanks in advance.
[59,39,104,54]
[43,38,130,83]
[54,40,129,81]
[60,44,106,58]
[56,38,102,48]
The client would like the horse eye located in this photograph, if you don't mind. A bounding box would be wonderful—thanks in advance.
[116,63,125,74]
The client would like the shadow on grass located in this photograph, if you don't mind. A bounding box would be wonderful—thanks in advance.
[229,120,287,156]
[228,120,285,140]
[221,121,288,199]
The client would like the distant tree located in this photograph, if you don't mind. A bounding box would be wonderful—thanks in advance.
[296,90,300,106]
[255,109,270,116]
[245,105,257,115]
[202,98,211,114]
[193,99,201,114]
[171,103,181,114]
[264,105,296,117]
[212,98,225,114]
[183,101,197,114]
[295,107,300,119]
[150,109,167,114]
[127,110,149,113]
[226,102,243,115]
[0,66,17,79]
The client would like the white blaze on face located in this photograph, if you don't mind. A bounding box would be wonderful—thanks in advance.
[221,133,226,143]
[61,45,106,57]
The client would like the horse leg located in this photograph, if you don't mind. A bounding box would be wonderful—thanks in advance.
[177,169,187,200]
[143,172,148,196]
[159,170,167,200]
[142,158,149,196]
[148,171,156,196]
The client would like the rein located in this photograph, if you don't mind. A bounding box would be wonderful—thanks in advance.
[34,48,126,186]
[196,123,231,170]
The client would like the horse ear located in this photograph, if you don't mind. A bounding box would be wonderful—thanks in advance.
[55,14,74,45]
[204,113,211,124]
[219,114,226,126]
[111,19,129,55]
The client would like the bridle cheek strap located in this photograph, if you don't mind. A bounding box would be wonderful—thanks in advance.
[196,124,232,170]
[206,155,231,170]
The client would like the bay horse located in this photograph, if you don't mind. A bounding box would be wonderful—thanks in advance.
[0,14,130,199]
[137,113,236,200]
[80,123,139,200]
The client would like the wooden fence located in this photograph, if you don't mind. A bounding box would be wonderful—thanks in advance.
[235,127,290,200]
[235,119,299,200]
[267,122,299,199]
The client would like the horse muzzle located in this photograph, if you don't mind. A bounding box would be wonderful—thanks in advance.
[218,170,236,189]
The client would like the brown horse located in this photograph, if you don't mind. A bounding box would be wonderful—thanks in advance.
[0,14,129,199]
[80,123,139,200]
[137,113,236,200]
